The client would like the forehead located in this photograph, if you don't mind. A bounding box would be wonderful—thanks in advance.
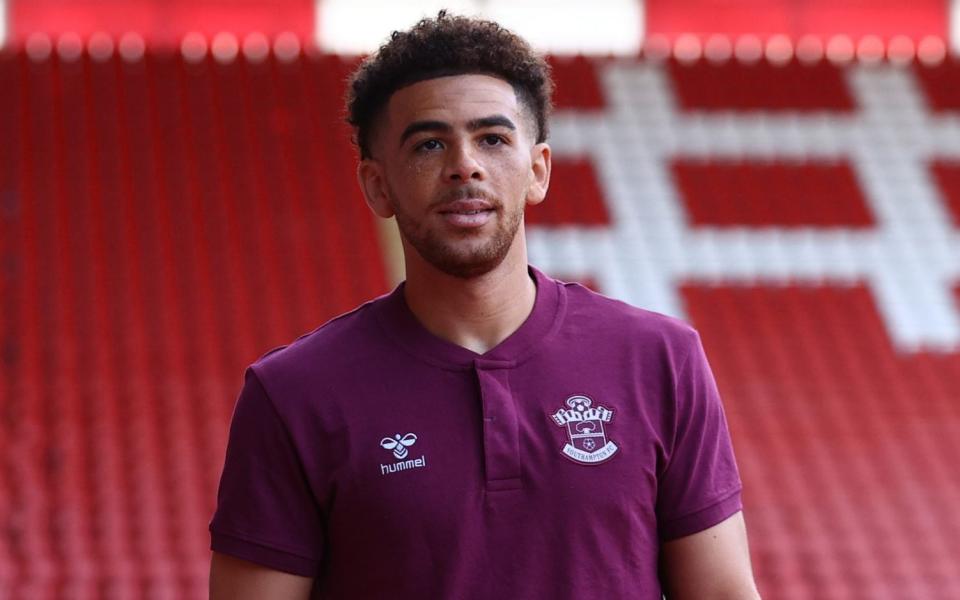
[384,74,522,131]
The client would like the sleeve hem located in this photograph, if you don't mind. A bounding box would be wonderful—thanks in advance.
[210,529,321,578]
[658,486,743,542]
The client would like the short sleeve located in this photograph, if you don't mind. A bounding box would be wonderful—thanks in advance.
[209,368,324,576]
[656,332,743,541]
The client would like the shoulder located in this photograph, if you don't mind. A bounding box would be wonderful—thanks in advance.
[559,280,702,359]
[247,293,389,397]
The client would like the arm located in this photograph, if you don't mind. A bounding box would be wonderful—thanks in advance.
[209,370,325,597]
[660,511,761,600]
[209,552,314,600]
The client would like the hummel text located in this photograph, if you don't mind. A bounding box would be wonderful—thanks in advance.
[380,455,427,475]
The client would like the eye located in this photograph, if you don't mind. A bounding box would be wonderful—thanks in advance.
[480,134,505,147]
[415,139,443,152]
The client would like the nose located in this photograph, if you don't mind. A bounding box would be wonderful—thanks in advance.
[443,142,484,182]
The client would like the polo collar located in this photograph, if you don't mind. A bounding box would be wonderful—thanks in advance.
[374,266,566,370]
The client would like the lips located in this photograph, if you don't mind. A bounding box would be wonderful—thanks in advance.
[437,199,496,228]
[438,199,495,213]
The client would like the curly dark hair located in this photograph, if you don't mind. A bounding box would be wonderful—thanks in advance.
[346,11,554,159]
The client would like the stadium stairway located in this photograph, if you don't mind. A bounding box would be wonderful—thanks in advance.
[1,46,959,599]
[531,54,960,600]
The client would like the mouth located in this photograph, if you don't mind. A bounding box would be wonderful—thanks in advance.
[437,199,497,228]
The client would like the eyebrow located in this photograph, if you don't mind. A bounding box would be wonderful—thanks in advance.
[398,114,517,147]
[467,115,517,132]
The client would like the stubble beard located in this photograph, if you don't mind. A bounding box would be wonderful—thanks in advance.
[392,194,525,280]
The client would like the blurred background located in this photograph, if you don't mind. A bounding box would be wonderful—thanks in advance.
[1,0,959,598]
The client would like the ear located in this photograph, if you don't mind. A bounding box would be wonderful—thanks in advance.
[525,142,552,207]
[357,159,395,219]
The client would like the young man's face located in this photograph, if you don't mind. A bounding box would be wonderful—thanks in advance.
[358,74,551,279]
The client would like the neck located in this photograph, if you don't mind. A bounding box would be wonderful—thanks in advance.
[402,237,537,354]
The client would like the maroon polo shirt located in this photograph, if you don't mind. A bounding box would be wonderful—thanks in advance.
[209,267,743,598]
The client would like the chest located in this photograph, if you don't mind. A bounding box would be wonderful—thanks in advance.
[318,359,671,526]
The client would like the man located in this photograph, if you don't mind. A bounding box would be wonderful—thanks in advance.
[209,12,760,599]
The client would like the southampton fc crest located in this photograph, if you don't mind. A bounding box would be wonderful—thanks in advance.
[551,395,619,465]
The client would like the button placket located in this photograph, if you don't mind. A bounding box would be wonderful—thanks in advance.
[474,359,522,491]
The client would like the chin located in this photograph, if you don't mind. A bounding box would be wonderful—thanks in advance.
[428,249,508,279]
[400,211,523,279]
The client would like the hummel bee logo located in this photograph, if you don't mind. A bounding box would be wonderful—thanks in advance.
[380,432,417,459]
[552,395,619,465]
[378,432,427,475]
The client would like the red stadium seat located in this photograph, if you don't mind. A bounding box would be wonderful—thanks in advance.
[1,47,388,597]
